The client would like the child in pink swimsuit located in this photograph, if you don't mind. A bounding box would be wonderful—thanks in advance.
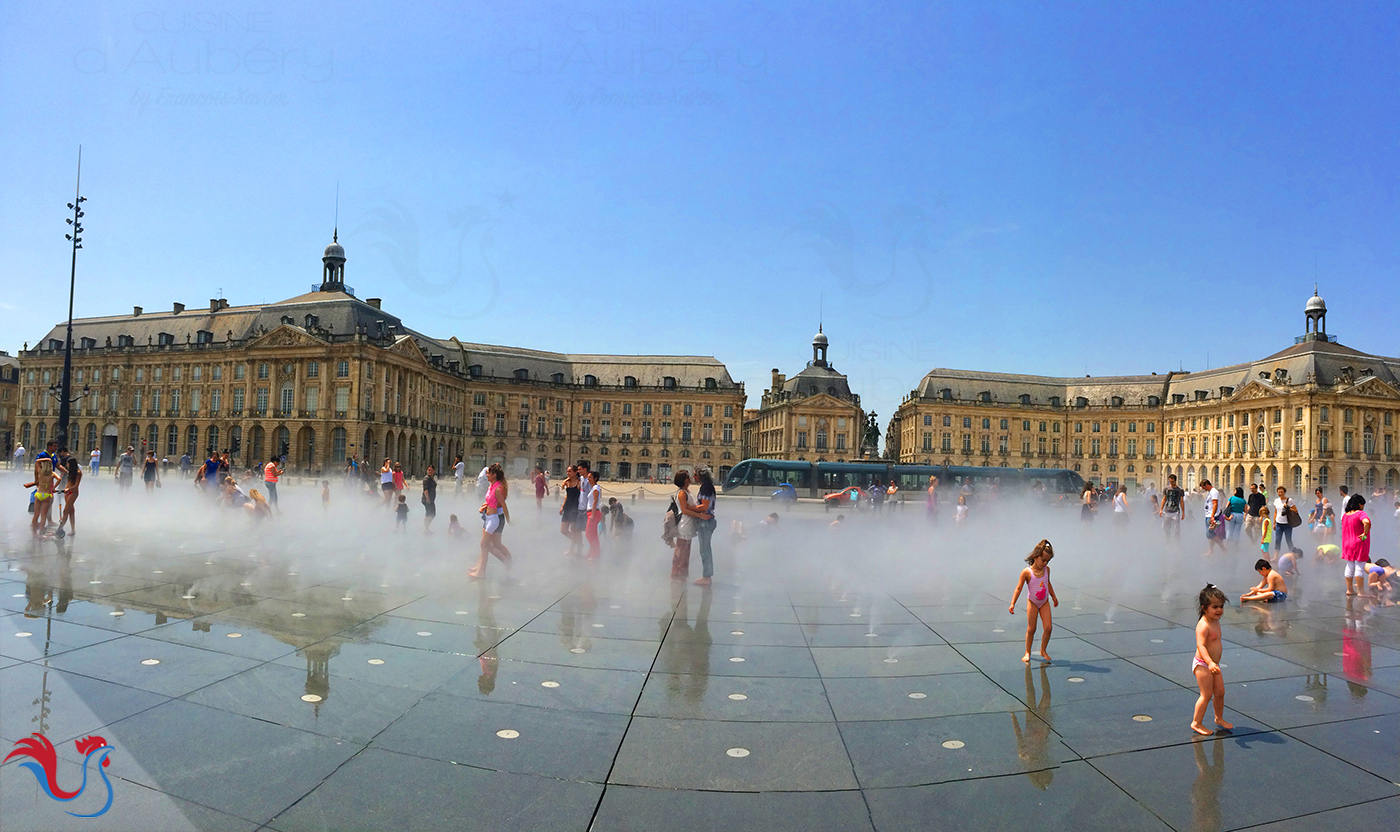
[1008,539,1058,663]
[1191,584,1234,736]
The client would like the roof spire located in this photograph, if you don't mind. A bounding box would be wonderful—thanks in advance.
[333,181,339,242]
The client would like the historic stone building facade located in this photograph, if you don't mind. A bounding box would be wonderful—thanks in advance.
[15,235,745,480]
[745,329,866,462]
[892,293,1400,493]
[0,350,19,457]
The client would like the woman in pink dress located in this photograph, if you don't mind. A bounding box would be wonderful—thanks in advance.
[1340,493,1372,596]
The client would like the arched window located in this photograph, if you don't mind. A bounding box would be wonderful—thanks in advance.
[208,426,220,454]
[187,425,199,456]
[332,428,347,463]
[624,376,637,388]
[584,375,597,387]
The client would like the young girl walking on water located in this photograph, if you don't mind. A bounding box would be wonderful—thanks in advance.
[1008,540,1058,662]
[1191,584,1234,736]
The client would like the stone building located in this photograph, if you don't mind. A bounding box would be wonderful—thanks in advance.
[0,350,19,457]
[15,234,745,480]
[747,328,865,461]
[892,292,1400,493]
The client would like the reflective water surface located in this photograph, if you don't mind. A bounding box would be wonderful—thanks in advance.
[2,481,1398,831]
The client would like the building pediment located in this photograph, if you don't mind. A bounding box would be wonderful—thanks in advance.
[1228,380,1280,402]
[387,335,430,365]
[1339,376,1400,400]
[246,325,327,350]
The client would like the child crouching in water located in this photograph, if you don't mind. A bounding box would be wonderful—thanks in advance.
[1240,559,1287,603]
[1008,539,1058,663]
[1191,584,1233,735]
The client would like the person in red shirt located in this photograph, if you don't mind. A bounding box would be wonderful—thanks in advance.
[392,462,406,496]
[263,458,284,512]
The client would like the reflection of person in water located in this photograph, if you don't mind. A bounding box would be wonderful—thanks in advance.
[1342,597,1373,687]
[1191,739,1225,832]
[476,584,500,695]
[1010,663,1054,789]
[661,582,712,703]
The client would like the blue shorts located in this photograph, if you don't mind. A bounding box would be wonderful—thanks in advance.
[1268,590,1286,602]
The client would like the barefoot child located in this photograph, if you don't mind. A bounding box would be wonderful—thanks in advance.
[448,514,464,537]
[321,480,331,512]
[1191,584,1233,735]
[1008,539,1058,662]
[1240,558,1287,603]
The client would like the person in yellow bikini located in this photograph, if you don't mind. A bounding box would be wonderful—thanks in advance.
[25,451,59,537]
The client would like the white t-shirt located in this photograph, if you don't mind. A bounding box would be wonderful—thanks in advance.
[454,461,465,480]
[1204,488,1222,518]
[13,446,24,460]
[1273,496,1294,524]
[955,504,969,521]
[90,449,100,463]
[1113,493,1127,512]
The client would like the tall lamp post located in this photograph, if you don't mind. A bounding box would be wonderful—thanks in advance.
[56,148,87,453]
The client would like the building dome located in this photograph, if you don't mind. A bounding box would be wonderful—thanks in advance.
[324,239,345,260]
[813,331,829,347]
[1305,292,1326,313]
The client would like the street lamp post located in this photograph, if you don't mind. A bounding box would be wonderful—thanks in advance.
[56,147,87,452]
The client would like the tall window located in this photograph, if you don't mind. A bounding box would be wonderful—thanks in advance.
[256,388,269,413]
[305,387,318,414]
[280,385,294,414]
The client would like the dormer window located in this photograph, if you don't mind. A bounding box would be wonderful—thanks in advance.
[584,374,598,387]
[513,368,530,380]
[80,337,96,349]
[979,391,992,403]
[828,386,838,396]
[117,334,134,347]
[705,377,717,390]
[1048,396,1062,408]
[1195,390,1208,401]
[1147,396,1160,407]
[1173,393,1185,404]
[1110,396,1124,407]
[1219,386,1233,397]
[1075,397,1088,408]
[624,376,637,388]
[48,339,63,350]
[468,364,483,377]
[196,330,213,344]
[1019,394,1031,406]
[157,332,175,346]
[551,372,565,384]
[940,388,953,400]
[663,376,677,389]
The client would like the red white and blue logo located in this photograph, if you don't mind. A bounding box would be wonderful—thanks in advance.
[5,733,116,818]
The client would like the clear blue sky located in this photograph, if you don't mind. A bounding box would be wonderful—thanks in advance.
[3,1,1397,420]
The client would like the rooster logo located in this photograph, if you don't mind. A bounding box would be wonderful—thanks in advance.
[4,733,116,817]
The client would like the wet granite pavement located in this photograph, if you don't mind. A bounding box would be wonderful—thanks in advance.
[2,485,1398,831]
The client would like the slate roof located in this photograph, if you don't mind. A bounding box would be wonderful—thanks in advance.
[29,292,740,390]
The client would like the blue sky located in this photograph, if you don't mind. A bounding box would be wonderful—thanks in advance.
[3,1,1398,421]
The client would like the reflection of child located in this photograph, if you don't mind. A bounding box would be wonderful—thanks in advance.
[1008,539,1058,663]
[448,514,464,537]
[1190,584,1233,735]
[1241,559,1287,603]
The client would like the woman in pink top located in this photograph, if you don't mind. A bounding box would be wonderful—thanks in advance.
[469,464,513,579]
[1340,493,1372,596]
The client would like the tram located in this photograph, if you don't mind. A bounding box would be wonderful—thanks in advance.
[721,458,1085,502]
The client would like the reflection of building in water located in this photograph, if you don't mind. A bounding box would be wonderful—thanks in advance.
[18,554,385,718]
[891,293,1400,493]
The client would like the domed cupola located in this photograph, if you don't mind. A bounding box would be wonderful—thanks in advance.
[320,230,346,291]
[1303,289,1327,341]
[812,326,829,367]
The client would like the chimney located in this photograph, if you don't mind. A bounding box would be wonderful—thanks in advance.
[771,368,784,390]
[210,299,220,312]
[133,306,143,317]
[219,298,229,310]
[366,298,382,310]
[173,302,185,314]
